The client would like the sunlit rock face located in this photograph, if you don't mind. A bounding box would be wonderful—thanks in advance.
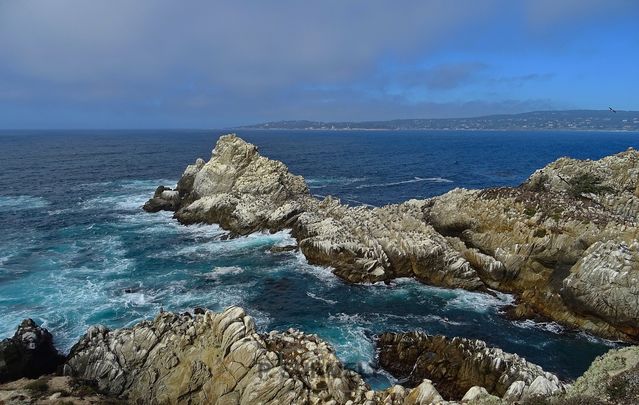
[145,135,639,341]
[64,307,370,404]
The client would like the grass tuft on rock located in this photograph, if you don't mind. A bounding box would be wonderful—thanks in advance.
[24,378,49,394]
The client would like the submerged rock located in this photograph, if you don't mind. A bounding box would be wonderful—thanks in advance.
[0,319,65,383]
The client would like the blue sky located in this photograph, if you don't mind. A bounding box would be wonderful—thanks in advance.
[0,0,637,128]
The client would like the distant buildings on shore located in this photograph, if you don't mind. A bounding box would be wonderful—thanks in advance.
[242,110,639,131]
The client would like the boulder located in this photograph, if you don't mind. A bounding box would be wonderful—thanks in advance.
[0,319,65,383]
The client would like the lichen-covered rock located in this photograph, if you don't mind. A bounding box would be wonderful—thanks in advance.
[0,319,64,383]
[377,332,566,400]
[64,306,369,404]
[564,345,639,402]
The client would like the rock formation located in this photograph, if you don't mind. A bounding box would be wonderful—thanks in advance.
[64,306,370,404]
[377,331,567,402]
[145,134,484,290]
[0,319,65,383]
[425,149,639,340]
[145,135,639,341]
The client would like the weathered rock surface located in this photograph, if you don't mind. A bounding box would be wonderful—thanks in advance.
[559,345,639,404]
[425,149,639,340]
[64,306,369,404]
[0,319,65,383]
[377,331,567,401]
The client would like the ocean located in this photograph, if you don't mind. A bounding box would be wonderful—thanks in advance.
[1,129,638,388]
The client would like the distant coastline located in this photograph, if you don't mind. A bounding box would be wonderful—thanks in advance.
[239,109,639,132]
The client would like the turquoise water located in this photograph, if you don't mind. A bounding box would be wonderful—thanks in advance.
[2,130,636,388]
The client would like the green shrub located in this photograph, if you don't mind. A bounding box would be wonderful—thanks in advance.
[567,173,613,197]
[24,378,49,394]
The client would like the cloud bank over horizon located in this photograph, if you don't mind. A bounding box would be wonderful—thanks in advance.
[0,0,637,128]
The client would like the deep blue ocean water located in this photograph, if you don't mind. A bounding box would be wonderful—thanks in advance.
[1,129,638,388]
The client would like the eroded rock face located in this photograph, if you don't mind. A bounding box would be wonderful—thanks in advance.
[64,306,369,404]
[377,331,567,400]
[0,319,65,383]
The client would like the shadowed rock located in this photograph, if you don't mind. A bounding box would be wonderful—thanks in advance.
[377,331,567,401]
[0,319,65,383]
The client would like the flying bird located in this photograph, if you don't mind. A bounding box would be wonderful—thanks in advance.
[609,106,617,113]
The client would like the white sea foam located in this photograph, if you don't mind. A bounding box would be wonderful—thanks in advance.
[205,266,244,279]
[356,176,453,189]
[175,230,291,258]
[444,289,511,313]
[306,177,367,189]
[513,319,565,334]
[291,251,340,286]
[0,195,49,212]
[306,291,337,305]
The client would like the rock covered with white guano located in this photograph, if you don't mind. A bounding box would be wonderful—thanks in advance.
[146,134,485,290]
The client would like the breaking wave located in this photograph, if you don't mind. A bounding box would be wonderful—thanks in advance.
[356,177,453,189]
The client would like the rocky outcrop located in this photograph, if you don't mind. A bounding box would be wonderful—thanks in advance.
[377,331,567,401]
[559,345,639,404]
[0,319,65,383]
[5,309,638,404]
[147,134,484,290]
[143,185,181,212]
[64,306,370,404]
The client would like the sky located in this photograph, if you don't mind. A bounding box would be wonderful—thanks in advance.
[0,0,638,129]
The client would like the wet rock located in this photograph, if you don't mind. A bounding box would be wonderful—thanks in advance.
[142,185,180,212]
[269,244,299,253]
[0,319,65,383]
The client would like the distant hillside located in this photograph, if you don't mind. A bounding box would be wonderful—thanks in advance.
[240,110,639,131]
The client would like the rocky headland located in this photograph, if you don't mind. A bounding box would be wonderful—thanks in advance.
[145,134,639,342]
